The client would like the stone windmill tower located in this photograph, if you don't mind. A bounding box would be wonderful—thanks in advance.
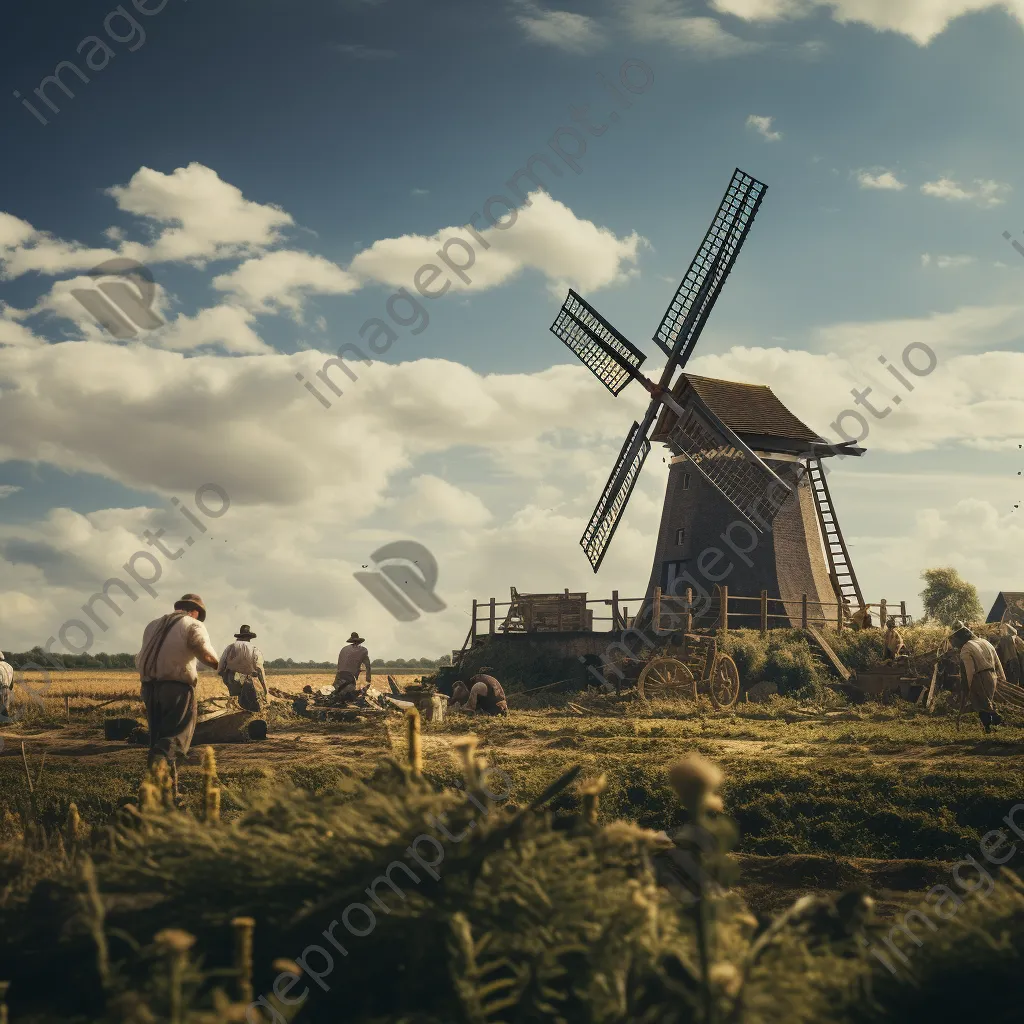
[543,168,866,625]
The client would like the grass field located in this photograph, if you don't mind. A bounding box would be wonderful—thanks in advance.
[3,665,1024,1021]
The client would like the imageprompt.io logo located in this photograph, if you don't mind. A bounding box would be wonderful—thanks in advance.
[354,541,447,622]
[71,257,164,339]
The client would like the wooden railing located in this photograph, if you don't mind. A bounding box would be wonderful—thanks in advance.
[458,588,913,654]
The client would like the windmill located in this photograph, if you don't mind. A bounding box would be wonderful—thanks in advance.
[547,168,865,622]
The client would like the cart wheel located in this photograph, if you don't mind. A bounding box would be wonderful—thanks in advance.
[637,657,697,701]
[709,653,740,710]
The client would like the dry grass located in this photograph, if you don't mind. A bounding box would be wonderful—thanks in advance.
[10,668,428,706]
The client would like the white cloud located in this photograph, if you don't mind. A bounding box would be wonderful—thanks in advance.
[624,0,764,55]
[347,191,645,296]
[402,475,494,528]
[936,254,977,269]
[110,163,294,265]
[212,251,361,315]
[921,177,1011,208]
[148,304,272,355]
[746,114,783,141]
[856,169,906,191]
[710,0,1024,45]
[0,485,21,499]
[513,3,606,51]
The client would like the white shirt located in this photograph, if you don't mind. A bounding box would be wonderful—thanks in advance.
[0,660,13,690]
[337,643,371,678]
[137,613,218,687]
[961,637,1006,687]
[218,640,264,677]
[464,681,490,711]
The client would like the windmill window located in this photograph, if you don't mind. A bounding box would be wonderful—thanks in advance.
[682,473,691,490]
[675,528,686,546]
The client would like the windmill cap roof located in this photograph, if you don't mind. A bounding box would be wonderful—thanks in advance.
[653,373,826,447]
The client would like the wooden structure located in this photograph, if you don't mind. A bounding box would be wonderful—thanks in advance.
[648,375,865,626]
[540,167,870,628]
[501,587,594,633]
[987,592,1024,624]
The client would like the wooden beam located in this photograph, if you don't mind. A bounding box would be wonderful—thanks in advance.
[489,598,496,635]
[880,598,887,627]
[720,585,728,634]
[471,600,478,645]
[801,593,808,630]
[760,590,768,635]
[653,587,662,633]
[685,588,693,633]
[901,600,907,625]
[611,589,620,631]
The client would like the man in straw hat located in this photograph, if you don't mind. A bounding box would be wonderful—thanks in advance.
[136,593,219,797]
[218,625,268,712]
[949,620,1005,734]
[334,631,372,701]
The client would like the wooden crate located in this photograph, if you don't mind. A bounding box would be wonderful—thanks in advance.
[519,592,589,632]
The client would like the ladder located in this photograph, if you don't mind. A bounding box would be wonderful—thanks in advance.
[806,459,864,610]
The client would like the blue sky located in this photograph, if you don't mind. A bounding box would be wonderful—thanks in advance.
[2,0,1024,658]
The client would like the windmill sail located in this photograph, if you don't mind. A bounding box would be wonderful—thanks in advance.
[665,391,791,533]
[653,169,767,364]
[580,421,651,572]
[551,290,647,396]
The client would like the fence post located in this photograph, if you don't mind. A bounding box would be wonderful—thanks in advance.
[489,598,496,635]
[720,585,729,633]
[685,588,693,633]
[900,600,907,625]
[471,600,478,644]
[837,598,842,632]
[612,590,620,631]
[880,598,887,627]
[760,590,768,635]
[801,593,808,630]
[653,587,662,633]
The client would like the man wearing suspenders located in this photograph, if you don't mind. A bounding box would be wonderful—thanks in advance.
[136,593,219,798]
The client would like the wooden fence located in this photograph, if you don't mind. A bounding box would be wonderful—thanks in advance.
[460,587,912,650]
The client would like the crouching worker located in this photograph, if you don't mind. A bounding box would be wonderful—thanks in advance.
[950,621,1005,734]
[334,631,371,702]
[218,625,268,712]
[137,593,219,800]
[464,667,509,716]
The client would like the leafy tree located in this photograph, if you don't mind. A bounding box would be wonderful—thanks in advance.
[920,567,983,626]
[371,658,385,666]
[438,654,452,667]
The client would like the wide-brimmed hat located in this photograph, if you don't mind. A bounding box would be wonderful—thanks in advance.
[174,593,207,622]
[949,621,974,647]
[347,631,365,644]
[234,624,257,640]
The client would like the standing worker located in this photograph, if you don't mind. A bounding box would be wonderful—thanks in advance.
[995,623,1024,687]
[334,631,371,700]
[136,593,220,800]
[0,651,14,718]
[950,621,1005,734]
[464,667,509,716]
[883,617,906,662]
[218,625,268,712]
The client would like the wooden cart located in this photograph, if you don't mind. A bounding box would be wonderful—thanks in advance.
[626,632,741,709]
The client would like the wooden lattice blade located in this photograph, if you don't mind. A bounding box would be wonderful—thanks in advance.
[551,290,647,397]
[653,169,767,365]
[580,421,651,572]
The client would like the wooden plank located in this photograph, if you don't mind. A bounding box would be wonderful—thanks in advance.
[611,590,620,630]
[760,590,768,635]
[685,587,693,633]
[720,584,728,633]
[471,600,478,644]
[805,624,851,682]
[489,598,496,635]
[801,593,808,630]
[653,587,662,633]
[880,598,887,627]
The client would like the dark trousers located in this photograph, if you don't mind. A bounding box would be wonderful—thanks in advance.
[141,680,197,768]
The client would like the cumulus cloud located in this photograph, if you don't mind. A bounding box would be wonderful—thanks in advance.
[347,191,645,296]
[402,475,494,528]
[513,2,606,51]
[624,0,764,55]
[921,177,1011,208]
[710,0,1024,45]
[212,251,361,315]
[746,115,782,141]
[921,254,977,269]
[0,485,21,499]
[856,169,906,191]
